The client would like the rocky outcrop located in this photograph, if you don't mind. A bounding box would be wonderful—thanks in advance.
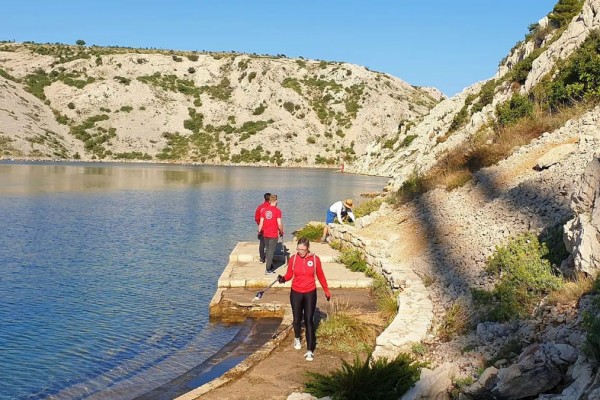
[464,343,578,399]
[524,0,600,93]
[563,156,600,277]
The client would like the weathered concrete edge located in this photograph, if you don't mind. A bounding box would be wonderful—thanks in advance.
[175,313,293,400]
[330,223,434,360]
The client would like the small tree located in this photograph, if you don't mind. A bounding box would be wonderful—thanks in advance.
[75,39,86,46]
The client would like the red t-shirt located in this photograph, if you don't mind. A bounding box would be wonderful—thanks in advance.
[259,205,282,238]
[255,201,269,225]
[283,253,330,297]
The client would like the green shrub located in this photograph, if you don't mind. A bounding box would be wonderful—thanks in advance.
[230,146,266,163]
[496,94,534,127]
[471,79,497,114]
[294,223,324,241]
[113,151,152,160]
[544,29,600,109]
[476,232,563,321]
[252,103,266,115]
[0,68,17,82]
[338,248,367,273]
[353,198,382,219]
[23,69,52,100]
[549,0,585,28]
[283,101,295,113]
[304,353,424,400]
[449,106,469,133]
[508,48,544,85]
[395,172,428,204]
[401,134,417,147]
[238,119,271,140]
[539,222,571,268]
[382,136,398,150]
[437,298,472,342]
[371,274,397,323]
[114,76,130,85]
[156,131,190,160]
[282,77,302,94]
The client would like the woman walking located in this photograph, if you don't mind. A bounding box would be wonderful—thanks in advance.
[277,237,331,361]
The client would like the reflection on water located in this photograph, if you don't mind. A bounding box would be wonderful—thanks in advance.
[0,161,389,400]
[0,162,218,194]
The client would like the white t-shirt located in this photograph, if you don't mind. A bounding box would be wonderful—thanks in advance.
[329,200,355,224]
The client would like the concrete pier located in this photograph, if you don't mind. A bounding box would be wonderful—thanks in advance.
[209,241,374,321]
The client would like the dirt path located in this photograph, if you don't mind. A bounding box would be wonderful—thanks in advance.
[196,289,383,399]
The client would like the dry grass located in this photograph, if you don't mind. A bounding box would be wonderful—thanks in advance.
[395,102,590,204]
[547,273,595,306]
[317,298,379,353]
[370,275,398,324]
[437,298,473,342]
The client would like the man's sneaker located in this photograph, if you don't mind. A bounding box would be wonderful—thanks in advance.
[304,351,314,361]
[259,258,266,263]
[293,338,301,350]
[265,269,275,274]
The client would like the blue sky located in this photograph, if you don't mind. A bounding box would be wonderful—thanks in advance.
[0,1,557,96]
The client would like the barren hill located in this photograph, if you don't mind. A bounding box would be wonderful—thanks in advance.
[0,43,441,166]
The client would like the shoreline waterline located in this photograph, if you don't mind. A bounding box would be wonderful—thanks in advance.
[0,161,389,399]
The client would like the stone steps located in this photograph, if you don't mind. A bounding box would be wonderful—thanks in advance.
[218,241,373,289]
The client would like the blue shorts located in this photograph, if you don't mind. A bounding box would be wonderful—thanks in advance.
[326,210,336,224]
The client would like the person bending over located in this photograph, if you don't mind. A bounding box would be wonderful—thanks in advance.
[320,198,355,243]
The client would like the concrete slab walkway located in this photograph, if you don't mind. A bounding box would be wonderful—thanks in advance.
[210,241,374,321]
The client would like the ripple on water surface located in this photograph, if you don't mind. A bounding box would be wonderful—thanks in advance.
[0,162,389,399]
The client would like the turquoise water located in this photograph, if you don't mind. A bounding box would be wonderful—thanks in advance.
[0,161,388,400]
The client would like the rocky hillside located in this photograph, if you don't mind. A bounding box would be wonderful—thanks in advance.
[325,0,600,398]
[0,43,441,165]
[351,0,600,190]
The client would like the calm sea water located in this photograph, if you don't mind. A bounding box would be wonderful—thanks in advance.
[0,161,388,400]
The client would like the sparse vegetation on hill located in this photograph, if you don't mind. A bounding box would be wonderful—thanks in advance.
[0,41,439,164]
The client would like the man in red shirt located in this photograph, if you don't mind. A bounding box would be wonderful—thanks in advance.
[257,194,283,274]
[254,192,271,263]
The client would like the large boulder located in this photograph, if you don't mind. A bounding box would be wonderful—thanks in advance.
[563,156,600,276]
[463,343,578,399]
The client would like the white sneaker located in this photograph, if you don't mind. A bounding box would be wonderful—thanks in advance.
[304,351,314,361]
[293,338,301,350]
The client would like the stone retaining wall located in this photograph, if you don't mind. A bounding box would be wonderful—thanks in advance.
[329,224,433,360]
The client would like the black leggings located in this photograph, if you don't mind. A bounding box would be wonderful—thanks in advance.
[290,289,317,351]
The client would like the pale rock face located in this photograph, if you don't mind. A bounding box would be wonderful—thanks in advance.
[563,156,600,277]
[525,0,600,93]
